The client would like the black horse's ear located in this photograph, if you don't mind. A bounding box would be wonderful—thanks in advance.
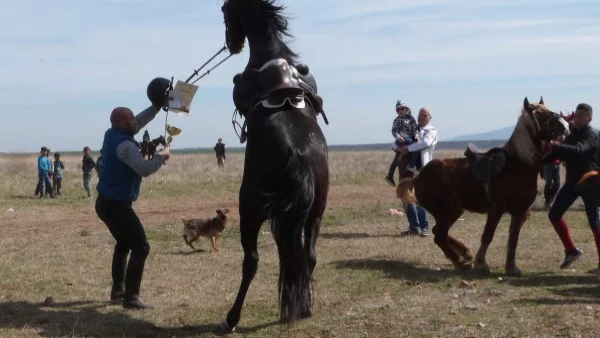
[539,96,544,105]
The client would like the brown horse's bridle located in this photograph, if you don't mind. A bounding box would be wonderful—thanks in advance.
[530,108,563,138]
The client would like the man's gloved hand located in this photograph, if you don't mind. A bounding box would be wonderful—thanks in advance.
[156,147,171,161]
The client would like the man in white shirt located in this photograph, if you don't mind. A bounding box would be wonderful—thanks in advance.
[397,107,438,236]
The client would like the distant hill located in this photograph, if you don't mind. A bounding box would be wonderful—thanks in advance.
[450,125,513,141]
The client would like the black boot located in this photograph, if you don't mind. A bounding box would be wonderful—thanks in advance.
[110,246,127,301]
[123,252,153,310]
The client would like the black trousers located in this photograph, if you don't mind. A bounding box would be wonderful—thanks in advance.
[95,194,150,294]
[543,163,560,204]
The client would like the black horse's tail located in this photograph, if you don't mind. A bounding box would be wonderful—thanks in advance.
[265,151,315,324]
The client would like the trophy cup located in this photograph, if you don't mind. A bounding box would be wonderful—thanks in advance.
[166,124,182,147]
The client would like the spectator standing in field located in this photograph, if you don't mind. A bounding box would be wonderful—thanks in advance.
[82,146,96,198]
[53,152,65,195]
[214,138,226,168]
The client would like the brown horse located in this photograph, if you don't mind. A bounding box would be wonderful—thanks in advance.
[396,97,569,276]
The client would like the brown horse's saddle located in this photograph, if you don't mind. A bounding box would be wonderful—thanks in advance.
[232,59,327,123]
[464,143,507,184]
[576,170,600,206]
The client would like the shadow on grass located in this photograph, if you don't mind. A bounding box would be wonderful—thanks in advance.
[320,232,398,240]
[507,272,599,288]
[332,257,459,283]
[235,320,281,334]
[513,286,600,306]
[8,195,36,200]
[509,273,600,306]
[161,249,208,256]
[0,300,286,337]
[513,296,600,306]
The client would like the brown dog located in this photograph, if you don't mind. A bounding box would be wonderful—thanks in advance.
[182,208,229,252]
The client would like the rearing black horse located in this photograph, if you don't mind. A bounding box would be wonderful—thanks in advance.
[217,0,329,333]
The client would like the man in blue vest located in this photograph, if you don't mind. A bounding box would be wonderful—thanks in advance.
[95,78,171,310]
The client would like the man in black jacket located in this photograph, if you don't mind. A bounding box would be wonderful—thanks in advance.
[214,138,226,168]
[543,103,600,272]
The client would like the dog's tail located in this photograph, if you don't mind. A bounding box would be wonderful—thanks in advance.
[264,152,315,324]
[396,177,418,204]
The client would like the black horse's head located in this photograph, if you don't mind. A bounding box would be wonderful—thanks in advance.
[222,0,246,54]
[522,96,570,141]
[221,0,295,58]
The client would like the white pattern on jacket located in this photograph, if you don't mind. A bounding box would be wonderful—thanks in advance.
[406,123,438,167]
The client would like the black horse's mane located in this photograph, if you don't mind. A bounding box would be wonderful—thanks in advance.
[244,0,298,63]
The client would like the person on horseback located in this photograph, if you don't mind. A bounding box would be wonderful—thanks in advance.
[385,100,419,186]
[543,103,600,272]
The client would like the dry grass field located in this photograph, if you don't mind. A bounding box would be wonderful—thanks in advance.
[0,150,599,338]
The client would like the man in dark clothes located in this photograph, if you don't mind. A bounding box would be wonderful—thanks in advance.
[214,138,226,168]
[543,103,600,273]
[95,77,171,309]
[82,146,96,198]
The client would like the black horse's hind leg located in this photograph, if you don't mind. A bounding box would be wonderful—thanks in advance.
[305,216,321,276]
[301,214,322,319]
[217,213,262,333]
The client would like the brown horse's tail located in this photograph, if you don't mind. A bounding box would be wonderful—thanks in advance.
[396,177,418,204]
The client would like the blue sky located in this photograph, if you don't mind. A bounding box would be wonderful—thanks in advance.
[2,0,600,152]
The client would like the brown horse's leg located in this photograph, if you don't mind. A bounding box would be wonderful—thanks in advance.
[474,207,504,274]
[447,235,474,265]
[504,211,528,277]
[432,208,472,271]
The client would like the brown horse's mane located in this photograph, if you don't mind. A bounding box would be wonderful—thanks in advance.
[502,106,546,167]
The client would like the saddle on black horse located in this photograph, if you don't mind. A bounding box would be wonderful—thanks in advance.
[232,59,328,126]
[464,143,507,201]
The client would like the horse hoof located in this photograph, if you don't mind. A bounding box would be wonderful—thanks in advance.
[215,319,235,335]
[454,261,474,272]
[505,267,522,277]
[473,263,491,275]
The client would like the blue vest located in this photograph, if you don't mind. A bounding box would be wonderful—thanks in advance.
[96,128,142,202]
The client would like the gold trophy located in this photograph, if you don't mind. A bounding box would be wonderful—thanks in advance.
[165,125,181,147]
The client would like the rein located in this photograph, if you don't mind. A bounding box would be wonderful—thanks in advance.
[184,46,233,85]
[161,45,234,141]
